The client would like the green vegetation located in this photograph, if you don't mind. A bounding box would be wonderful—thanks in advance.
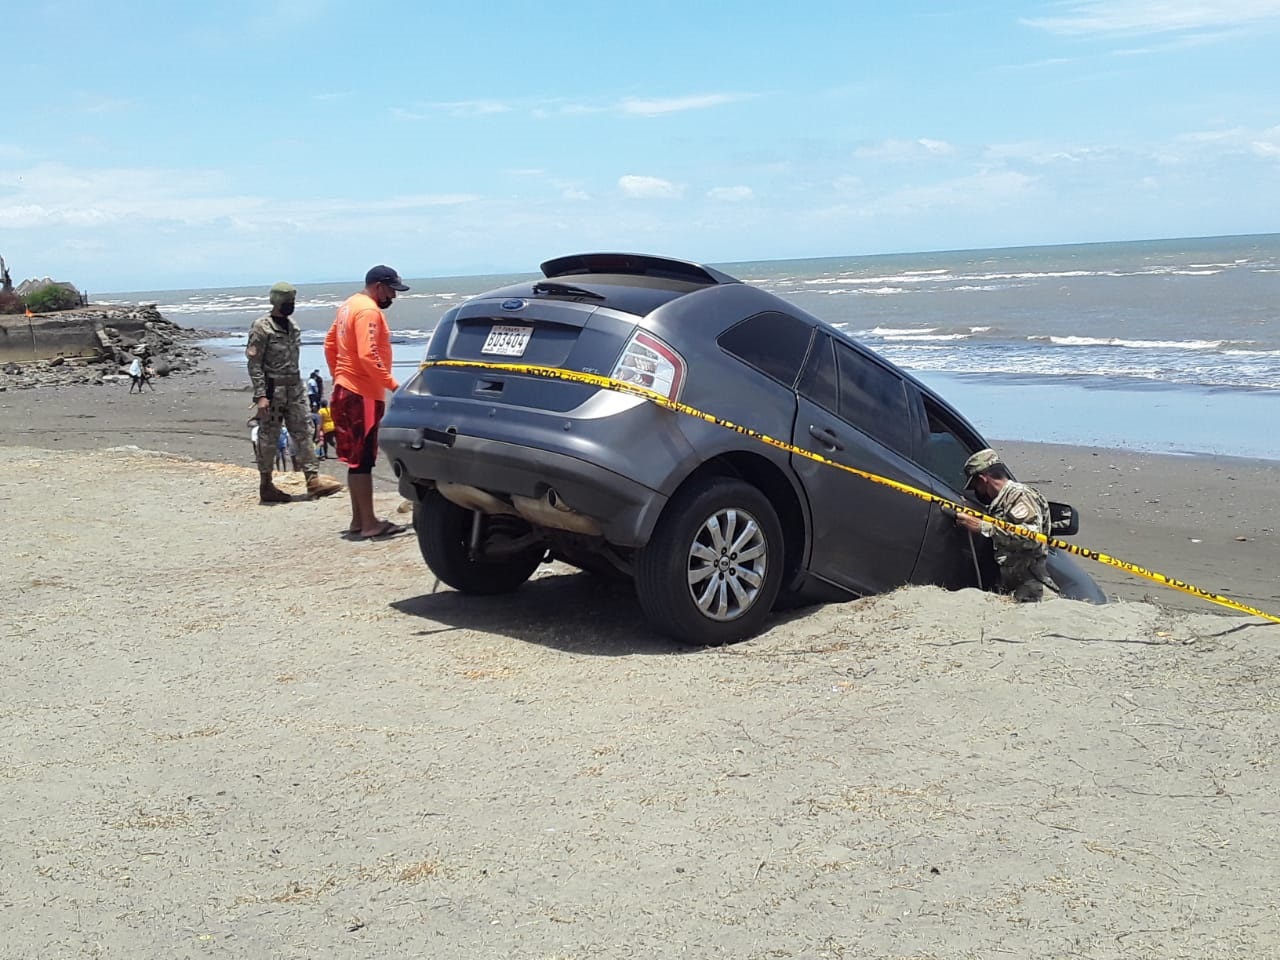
[0,255,85,314]
[23,284,82,313]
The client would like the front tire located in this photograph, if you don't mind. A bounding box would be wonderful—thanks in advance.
[635,478,784,645]
[415,490,545,595]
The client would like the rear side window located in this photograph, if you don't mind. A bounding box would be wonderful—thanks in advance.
[718,311,813,388]
[834,340,913,457]
[797,333,838,411]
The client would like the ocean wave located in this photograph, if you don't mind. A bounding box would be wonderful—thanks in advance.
[1043,336,1226,350]
[880,343,1280,390]
[880,333,969,342]
[871,326,936,336]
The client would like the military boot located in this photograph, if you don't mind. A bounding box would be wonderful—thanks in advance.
[305,471,343,499]
[259,471,292,504]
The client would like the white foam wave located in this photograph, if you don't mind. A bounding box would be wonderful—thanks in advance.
[879,343,1280,390]
[872,326,936,335]
[881,333,969,342]
[1046,336,1225,350]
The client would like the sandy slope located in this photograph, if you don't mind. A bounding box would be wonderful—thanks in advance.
[3,447,1277,959]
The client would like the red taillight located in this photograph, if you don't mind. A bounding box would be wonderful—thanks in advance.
[610,330,686,401]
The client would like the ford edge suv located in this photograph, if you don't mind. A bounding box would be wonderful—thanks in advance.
[380,252,1104,644]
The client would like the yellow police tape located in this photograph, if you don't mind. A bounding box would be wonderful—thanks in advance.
[419,359,1280,624]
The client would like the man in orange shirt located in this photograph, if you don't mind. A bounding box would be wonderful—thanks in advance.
[324,265,409,539]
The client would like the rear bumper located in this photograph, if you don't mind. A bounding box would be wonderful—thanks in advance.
[380,426,669,547]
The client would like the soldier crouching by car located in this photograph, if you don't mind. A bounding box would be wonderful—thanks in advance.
[952,448,1058,602]
[246,282,344,504]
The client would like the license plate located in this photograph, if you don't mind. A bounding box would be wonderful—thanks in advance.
[481,324,533,357]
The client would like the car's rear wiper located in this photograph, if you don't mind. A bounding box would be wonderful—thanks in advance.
[532,281,605,300]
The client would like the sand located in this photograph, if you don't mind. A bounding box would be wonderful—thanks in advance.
[2,371,1279,958]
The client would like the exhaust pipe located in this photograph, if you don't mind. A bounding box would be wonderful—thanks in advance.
[438,482,602,536]
[437,482,518,516]
[511,489,602,536]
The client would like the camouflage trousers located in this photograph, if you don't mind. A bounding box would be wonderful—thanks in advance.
[256,381,318,475]
[998,555,1057,603]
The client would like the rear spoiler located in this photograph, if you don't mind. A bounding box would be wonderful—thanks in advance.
[541,252,740,286]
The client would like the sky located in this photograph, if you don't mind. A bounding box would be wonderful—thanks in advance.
[3,0,1280,292]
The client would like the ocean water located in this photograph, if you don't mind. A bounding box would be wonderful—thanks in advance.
[101,234,1280,461]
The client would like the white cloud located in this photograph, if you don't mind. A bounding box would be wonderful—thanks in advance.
[984,141,1120,164]
[707,186,754,202]
[854,138,958,161]
[1177,124,1280,159]
[620,93,742,116]
[0,162,477,230]
[868,170,1039,217]
[440,100,512,116]
[1024,0,1280,36]
[833,175,864,195]
[618,175,683,199]
[75,94,133,114]
[393,100,511,120]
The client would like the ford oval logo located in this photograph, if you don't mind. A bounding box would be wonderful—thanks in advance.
[501,298,526,312]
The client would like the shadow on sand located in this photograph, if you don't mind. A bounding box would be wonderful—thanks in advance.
[390,568,821,657]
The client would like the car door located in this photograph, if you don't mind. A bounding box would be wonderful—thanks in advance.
[910,392,994,590]
[790,333,932,595]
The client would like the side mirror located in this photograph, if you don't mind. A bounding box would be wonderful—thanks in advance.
[1048,501,1079,537]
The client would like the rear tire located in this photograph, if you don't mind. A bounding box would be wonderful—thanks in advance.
[635,478,784,645]
[415,490,545,595]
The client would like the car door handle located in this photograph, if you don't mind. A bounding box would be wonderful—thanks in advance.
[808,425,844,451]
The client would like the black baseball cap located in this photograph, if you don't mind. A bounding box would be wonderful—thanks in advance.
[365,265,410,291]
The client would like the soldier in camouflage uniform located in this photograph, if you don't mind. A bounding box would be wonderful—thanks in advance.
[954,448,1058,602]
[246,282,343,504]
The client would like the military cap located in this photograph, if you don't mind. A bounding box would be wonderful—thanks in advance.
[269,281,297,300]
[963,448,1002,488]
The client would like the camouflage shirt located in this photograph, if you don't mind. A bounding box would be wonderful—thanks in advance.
[245,313,303,400]
[985,480,1051,564]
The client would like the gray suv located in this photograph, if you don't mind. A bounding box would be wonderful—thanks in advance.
[381,253,1104,644]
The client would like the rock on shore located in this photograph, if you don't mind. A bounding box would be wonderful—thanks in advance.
[0,304,211,390]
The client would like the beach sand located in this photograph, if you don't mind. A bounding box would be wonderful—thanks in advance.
[2,372,1279,958]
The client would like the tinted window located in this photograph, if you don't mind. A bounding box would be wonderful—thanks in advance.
[797,333,838,412]
[718,311,813,387]
[834,341,912,456]
[919,395,983,489]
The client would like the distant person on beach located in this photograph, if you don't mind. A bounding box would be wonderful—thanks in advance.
[307,408,322,460]
[246,281,344,504]
[317,403,336,459]
[276,423,291,472]
[323,265,408,540]
[127,349,154,393]
[952,448,1057,602]
[307,369,324,412]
